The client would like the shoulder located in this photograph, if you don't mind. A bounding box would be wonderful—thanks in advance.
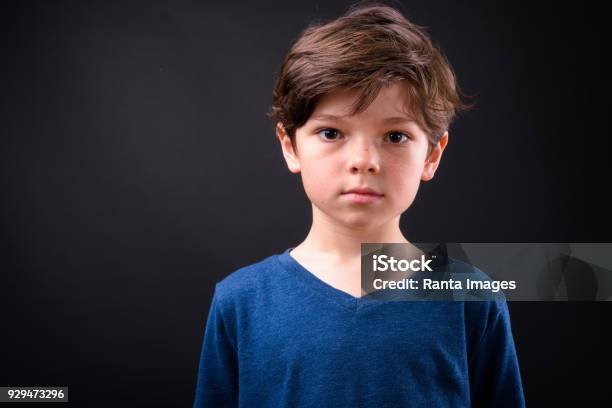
[213,252,284,310]
[446,256,508,301]
[445,256,511,326]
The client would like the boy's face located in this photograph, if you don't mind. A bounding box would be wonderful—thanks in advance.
[277,81,448,230]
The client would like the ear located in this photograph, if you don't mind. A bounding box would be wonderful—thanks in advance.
[421,131,448,181]
[276,122,301,173]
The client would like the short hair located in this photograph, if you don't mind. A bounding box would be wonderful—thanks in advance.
[268,1,471,148]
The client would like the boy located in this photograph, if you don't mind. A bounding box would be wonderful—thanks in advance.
[194,3,525,407]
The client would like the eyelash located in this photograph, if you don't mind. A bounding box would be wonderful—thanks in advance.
[316,128,411,144]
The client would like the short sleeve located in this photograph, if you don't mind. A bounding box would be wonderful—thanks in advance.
[468,300,526,407]
[193,286,239,408]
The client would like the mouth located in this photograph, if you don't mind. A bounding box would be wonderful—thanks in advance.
[342,186,384,196]
[341,187,384,204]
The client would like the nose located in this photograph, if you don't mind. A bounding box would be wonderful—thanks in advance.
[347,138,380,175]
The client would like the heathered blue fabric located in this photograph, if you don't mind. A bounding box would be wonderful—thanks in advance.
[193,248,525,407]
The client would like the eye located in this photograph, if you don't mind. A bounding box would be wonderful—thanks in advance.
[317,128,342,141]
[385,131,410,144]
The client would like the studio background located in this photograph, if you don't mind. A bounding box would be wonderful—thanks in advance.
[2,0,611,406]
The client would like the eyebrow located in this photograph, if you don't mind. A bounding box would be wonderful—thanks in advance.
[309,114,415,124]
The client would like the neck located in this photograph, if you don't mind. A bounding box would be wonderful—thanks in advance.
[295,204,410,262]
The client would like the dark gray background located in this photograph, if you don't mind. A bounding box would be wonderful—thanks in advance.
[2,0,611,406]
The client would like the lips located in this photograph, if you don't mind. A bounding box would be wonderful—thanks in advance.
[341,186,384,204]
[342,186,383,196]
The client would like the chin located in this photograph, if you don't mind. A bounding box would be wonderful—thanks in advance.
[338,214,380,230]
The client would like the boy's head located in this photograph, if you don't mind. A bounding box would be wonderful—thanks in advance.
[269,2,470,230]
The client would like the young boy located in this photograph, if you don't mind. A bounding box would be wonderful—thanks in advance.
[194,3,525,407]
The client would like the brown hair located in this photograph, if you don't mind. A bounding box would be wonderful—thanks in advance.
[268,1,472,148]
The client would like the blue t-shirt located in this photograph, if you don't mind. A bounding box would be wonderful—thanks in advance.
[193,248,525,407]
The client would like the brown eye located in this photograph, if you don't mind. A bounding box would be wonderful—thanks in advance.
[386,131,409,144]
[318,128,341,141]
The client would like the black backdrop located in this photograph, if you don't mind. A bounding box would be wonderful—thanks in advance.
[2,0,611,406]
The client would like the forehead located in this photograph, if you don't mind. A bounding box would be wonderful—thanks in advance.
[311,80,416,121]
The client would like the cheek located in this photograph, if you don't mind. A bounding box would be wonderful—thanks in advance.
[386,161,424,202]
[299,157,337,202]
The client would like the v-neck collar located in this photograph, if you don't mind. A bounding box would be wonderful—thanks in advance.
[275,247,394,312]
[275,246,461,311]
